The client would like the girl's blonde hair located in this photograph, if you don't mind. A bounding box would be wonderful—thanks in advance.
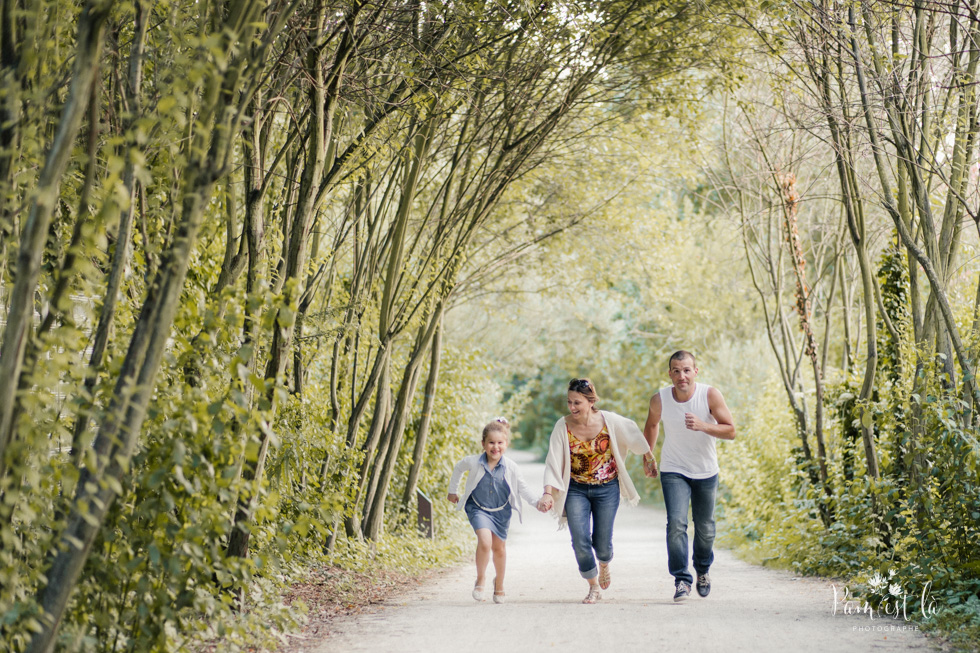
[482,417,511,443]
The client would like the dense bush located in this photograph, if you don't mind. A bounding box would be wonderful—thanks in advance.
[718,372,980,648]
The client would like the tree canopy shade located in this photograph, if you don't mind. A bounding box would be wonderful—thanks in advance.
[0,0,746,650]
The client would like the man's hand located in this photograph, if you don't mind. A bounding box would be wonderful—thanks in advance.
[447,493,459,504]
[643,455,659,478]
[685,412,708,432]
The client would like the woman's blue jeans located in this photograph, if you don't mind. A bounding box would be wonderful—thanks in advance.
[565,478,620,579]
[660,472,718,585]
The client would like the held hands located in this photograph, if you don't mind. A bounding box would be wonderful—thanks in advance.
[537,493,554,513]
[643,455,659,478]
[447,493,459,504]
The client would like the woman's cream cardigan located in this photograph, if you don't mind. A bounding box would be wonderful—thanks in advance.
[542,410,651,527]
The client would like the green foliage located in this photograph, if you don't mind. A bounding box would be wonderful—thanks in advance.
[25,0,980,651]
[2,305,495,651]
[716,379,800,562]
[876,241,913,384]
[326,526,469,579]
[719,363,980,643]
[690,3,980,647]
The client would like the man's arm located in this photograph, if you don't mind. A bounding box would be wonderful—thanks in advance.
[684,387,736,440]
[643,393,662,450]
[642,393,662,477]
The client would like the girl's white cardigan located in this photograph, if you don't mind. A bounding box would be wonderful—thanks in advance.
[449,454,541,523]
[542,410,651,528]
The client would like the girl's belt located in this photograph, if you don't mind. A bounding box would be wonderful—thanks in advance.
[471,497,509,512]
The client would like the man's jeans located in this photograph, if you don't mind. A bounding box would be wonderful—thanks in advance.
[565,478,620,578]
[660,472,718,585]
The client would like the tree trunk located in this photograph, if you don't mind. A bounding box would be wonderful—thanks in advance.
[849,2,980,410]
[779,174,832,514]
[227,0,363,559]
[363,304,442,539]
[807,13,880,477]
[401,309,443,508]
[28,135,237,653]
[344,353,391,538]
[71,0,149,463]
[0,0,113,478]
[27,1,284,645]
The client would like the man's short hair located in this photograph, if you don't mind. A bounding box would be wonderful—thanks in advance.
[668,350,696,367]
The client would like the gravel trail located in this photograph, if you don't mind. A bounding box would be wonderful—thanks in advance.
[309,452,935,653]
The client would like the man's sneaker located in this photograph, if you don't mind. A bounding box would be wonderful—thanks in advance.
[673,581,691,602]
[696,572,711,597]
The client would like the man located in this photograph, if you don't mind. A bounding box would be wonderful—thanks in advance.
[643,350,736,602]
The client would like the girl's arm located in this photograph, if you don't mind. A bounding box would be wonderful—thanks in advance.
[512,463,541,506]
[447,457,469,499]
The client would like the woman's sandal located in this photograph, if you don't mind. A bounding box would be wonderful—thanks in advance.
[472,582,486,601]
[492,577,505,604]
[582,586,601,604]
[598,564,611,590]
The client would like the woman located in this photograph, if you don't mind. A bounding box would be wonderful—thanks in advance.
[538,378,651,604]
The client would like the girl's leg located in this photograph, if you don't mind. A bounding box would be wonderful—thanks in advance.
[474,528,493,589]
[491,534,506,594]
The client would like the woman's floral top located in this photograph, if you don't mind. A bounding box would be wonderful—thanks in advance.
[568,424,618,484]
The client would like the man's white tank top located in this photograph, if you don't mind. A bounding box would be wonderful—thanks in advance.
[659,383,719,479]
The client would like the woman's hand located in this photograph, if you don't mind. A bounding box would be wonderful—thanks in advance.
[447,493,459,504]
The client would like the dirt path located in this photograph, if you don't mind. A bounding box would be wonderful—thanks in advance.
[309,453,935,653]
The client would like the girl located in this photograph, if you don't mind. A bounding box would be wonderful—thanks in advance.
[448,417,541,604]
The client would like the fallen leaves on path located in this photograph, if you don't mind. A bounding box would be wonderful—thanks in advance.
[279,565,430,651]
